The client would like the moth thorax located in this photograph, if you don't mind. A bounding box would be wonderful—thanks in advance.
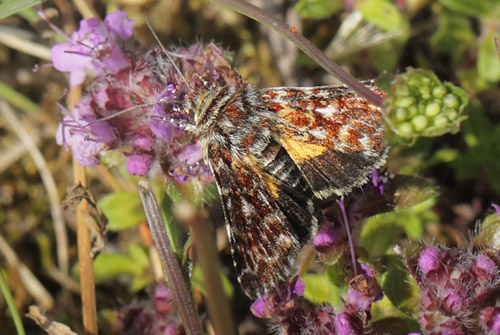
[193,86,236,132]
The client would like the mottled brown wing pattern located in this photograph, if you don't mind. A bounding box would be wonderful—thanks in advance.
[206,135,318,298]
[258,81,387,199]
[192,82,385,298]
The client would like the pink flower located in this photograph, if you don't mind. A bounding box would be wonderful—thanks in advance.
[51,11,133,86]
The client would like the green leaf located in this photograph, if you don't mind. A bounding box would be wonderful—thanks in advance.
[438,0,496,17]
[430,11,474,60]
[390,176,438,211]
[361,197,436,257]
[478,32,500,82]
[0,0,43,21]
[294,0,342,19]
[356,0,409,34]
[474,211,500,249]
[91,252,140,284]
[360,216,399,257]
[378,255,420,315]
[98,191,145,231]
[303,273,343,307]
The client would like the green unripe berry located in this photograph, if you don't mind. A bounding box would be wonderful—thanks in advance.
[419,86,431,100]
[445,109,458,120]
[432,86,447,98]
[398,122,414,137]
[408,105,418,117]
[395,108,407,121]
[395,84,410,97]
[412,115,428,131]
[443,94,459,108]
[395,97,415,108]
[425,102,441,117]
[433,116,448,128]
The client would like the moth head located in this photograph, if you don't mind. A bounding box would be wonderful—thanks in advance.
[192,85,234,133]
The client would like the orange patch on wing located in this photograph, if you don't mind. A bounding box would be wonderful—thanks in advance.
[263,174,280,199]
[281,137,327,163]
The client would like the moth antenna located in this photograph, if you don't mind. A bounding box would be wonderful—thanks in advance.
[145,20,193,90]
[150,115,195,132]
[83,98,182,128]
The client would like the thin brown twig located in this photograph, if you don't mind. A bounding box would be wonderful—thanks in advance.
[209,0,384,106]
[68,82,98,335]
[74,159,98,335]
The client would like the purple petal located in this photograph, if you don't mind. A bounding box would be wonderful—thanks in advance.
[68,69,86,87]
[334,313,353,335]
[51,42,91,72]
[418,247,441,274]
[104,11,134,40]
[134,136,155,150]
[177,144,203,165]
[290,276,305,297]
[313,225,339,247]
[493,312,500,334]
[475,254,497,276]
[101,44,129,73]
[78,17,102,35]
[69,132,104,166]
[346,287,371,311]
[150,118,175,142]
[126,153,153,175]
[250,296,274,318]
[443,289,463,313]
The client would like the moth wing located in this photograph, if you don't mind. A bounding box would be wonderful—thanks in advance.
[260,82,387,199]
[207,142,318,298]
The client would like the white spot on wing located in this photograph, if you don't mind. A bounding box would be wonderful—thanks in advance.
[241,198,255,217]
[309,129,327,139]
[316,106,338,118]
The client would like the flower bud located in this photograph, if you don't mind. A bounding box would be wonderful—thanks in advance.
[384,68,469,142]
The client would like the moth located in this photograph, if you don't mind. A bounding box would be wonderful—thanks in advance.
[189,81,387,298]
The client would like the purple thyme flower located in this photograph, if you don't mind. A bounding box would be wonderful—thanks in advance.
[411,246,500,334]
[418,246,442,275]
[313,225,341,248]
[54,10,238,181]
[51,11,133,86]
[251,266,383,334]
[120,282,185,335]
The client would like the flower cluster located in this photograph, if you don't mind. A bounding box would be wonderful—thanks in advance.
[251,265,383,335]
[120,282,185,335]
[412,246,500,334]
[52,11,239,182]
[384,68,469,142]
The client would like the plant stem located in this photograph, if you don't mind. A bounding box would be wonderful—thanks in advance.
[209,0,384,107]
[69,84,98,335]
[174,201,235,335]
[138,180,204,335]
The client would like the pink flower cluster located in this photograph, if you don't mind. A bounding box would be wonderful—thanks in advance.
[120,282,184,335]
[52,11,239,182]
[414,246,500,334]
[250,265,383,335]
